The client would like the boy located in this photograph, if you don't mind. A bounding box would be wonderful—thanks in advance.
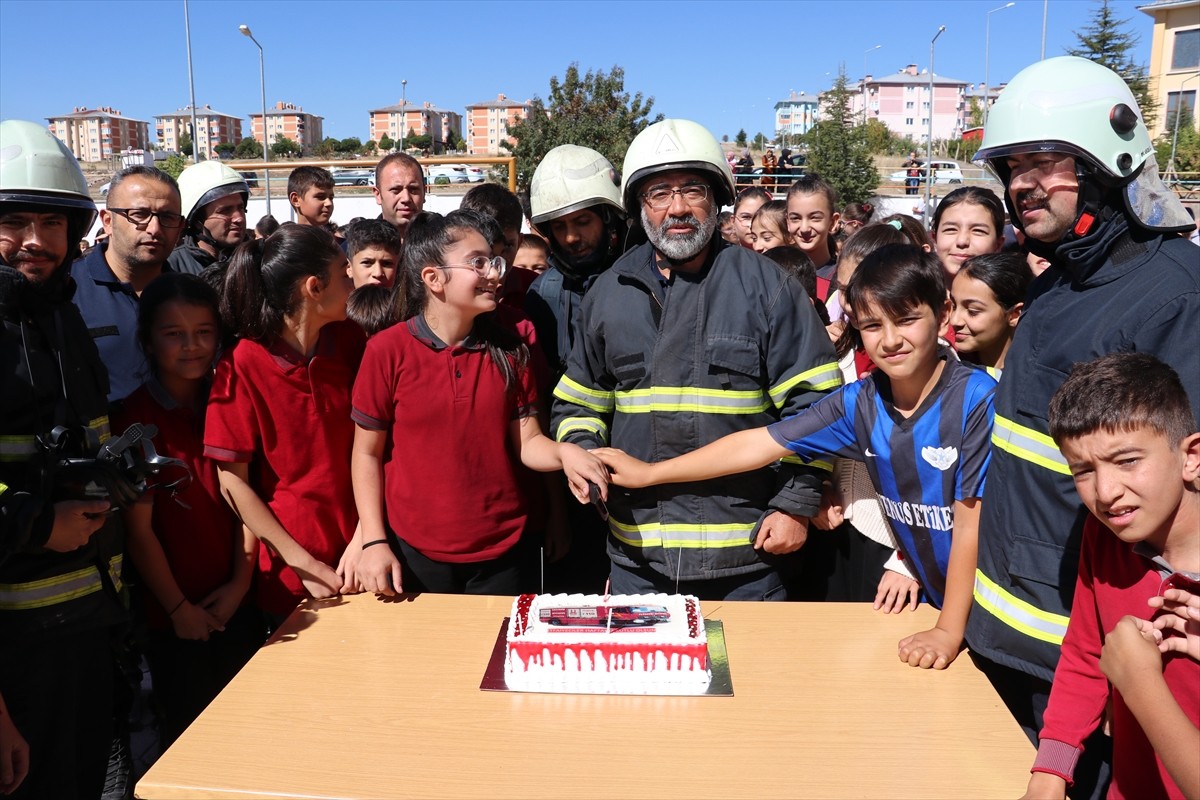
[344,218,401,289]
[512,236,550,275]
[1023,353,1200,799]
[345,284,395,337]
[460,184,530,309]
[287,166,335,228]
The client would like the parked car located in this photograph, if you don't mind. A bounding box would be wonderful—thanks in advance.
[427,165,468,185]
[462,165,486,183]
[331,168,374,187]
[238,170,260,189]
[99,182,110,196]
[888,159,964,185]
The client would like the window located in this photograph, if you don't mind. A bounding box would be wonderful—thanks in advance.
[921,118,929,126]
[905,118,914,126]
[1172,29,1199,70]
[906,101,914,109]
[1166,90,1198,127]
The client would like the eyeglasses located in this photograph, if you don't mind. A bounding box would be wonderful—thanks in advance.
[438,255,507,279]
[107,207,186,230]
[640,184,709,209]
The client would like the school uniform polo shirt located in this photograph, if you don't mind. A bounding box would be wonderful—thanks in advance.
[351,314,537,563]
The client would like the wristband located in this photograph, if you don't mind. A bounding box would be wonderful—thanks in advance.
[167,598,186,616]
[362,539,391,551]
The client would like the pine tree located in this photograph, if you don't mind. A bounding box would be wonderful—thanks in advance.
[808,68,878,206]
[736,129,748,147]
[1067,0,1157,129]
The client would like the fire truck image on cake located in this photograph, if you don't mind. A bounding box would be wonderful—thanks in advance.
[539,604,671,628]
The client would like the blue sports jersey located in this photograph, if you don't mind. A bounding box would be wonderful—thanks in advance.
[767,352,996,607]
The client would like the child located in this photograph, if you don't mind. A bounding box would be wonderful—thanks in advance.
[287,166,335,228]
[839,201,875,239]
[460,183,530,308]
[346,284,396,337]
[1025,353,1199,799]
[513,236,550,275]
[931,187,1005,280]
[948,252,1030,374]
[351,211,608,596]
[118,273,263,745]
[749,199,790,254]
[828,221,908,325]
[786,174,840,278]
[717,210,738,244]
[879,213,934,252]
[344,218,401,289]
[763,246,830,326]
[733,187,771,250]
[205,225,363,625]
[597,244,997,670]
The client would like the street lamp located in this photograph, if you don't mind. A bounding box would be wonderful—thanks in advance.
[926,25,946,215]
[400,79,407,153]
[239,24,271,216]
[863,45,882,124]
[984,2,1016,128]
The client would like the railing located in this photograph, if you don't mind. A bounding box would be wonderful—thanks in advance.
[220,154,517,193]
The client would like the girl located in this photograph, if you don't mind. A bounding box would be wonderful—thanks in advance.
[930,187,1005,280]
[205,225,363,626]
[749,200,790,254]
[949,252,1031,374]
[879,213,934,252]
[118,273,264,745]
[828,221,908,327]
[596,245,997,671]
[786,174,840,276]
[838,201,875,239]
[732,187,771,250]
[352,211,608,596]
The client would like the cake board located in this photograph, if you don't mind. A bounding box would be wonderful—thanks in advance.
[480,618,733,696]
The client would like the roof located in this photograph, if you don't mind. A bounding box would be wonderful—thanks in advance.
[249,109,323,119]
[465,98,530,109]
[1137,0,1199,16]
[774,93,819,109]
[154,104,241,120]
[868,70,969,87]
[47,108,149,123]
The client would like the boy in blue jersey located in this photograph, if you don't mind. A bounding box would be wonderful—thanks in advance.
[597,244,996,670]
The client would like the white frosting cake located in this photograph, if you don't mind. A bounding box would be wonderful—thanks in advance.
[504,593,711,694]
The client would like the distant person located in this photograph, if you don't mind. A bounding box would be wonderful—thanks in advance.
[735,149,755,189]
[254,214,279,240]
[343,218,401,289]
[512,235,550,275]
[760,145,777,192]
[287,166,334,228]
[732,187,771,250]
[372,153,426,241]
[71,165,184,402]
[169,161,250,276]
[902,151,922,196]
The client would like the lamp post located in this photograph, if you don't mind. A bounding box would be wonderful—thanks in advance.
[926,25,946,216]
[863,45,882,124]
[400,79,408,153]
[183,0,200,162]
[239,24,271,216]
[984,2,1015,128]
[1169,72,1200,177]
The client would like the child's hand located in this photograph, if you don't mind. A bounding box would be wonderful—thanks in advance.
[874,570,920,613]
[1149,587,1200,661]
[592,448,655,489]
[897,626,962,670]
[1020,771,1067,800]
[172,601,224,642]
[294,559,345,600]
[356,542,403,597]
[559,443,609,504]
[0,696,29,796]
[810,481,844,530]
[336,536,366,596]
[200,582,249,627]
[1100,616,1163,691]
[825,320,846,344]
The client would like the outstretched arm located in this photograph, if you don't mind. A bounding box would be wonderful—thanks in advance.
[595,427,791,489]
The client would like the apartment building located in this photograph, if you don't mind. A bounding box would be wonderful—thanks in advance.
[464,94,531,155]
[1139,0,1200,137]
[155,104,243,158]
[248,101,323,155]
[46,107,150,162]
[368,100,459,150]
[774,91,820,142]
[844,64,969,144]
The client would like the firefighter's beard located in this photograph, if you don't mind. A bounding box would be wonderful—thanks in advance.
[642,208,717,263]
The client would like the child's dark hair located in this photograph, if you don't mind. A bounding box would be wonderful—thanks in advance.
[931,186,1006,239]
[255,214,280,238]
[764,246,830,326]
[957,252,1032,311]
[839,244,946,353]
[137,272,221,373]
[344,218,401,260]
[786,173,840,260]
[287,166,334,198]
[460,183,524,233]
[734,186,772,211]
[1049,353,1197,449]
[753,200,788,235]
[222,225,344,340]
[837,223,909,276]
[397,210,528,389]
[841,201,875,228]
[879,213,934,250]
[346,284,397,337]
[518,235,550,257]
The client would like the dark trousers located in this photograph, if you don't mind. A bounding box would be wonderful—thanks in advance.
[608,559,789,601]
[0,626,115,799]
[395,537,523,595]
[789,522,895,602]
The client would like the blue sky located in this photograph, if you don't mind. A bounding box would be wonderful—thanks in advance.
[0,0,1154,144]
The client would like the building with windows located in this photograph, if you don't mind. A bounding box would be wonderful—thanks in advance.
[155,104,243,158]
[464,94,530,155]
[842,64,970,144]
[46,107,150,162]
[368,101,461,152]
[1139,0,1200,138]
[774,92,820,142]
[249,102,323,155]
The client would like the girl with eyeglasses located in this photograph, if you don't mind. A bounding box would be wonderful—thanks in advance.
[351,211,609,596]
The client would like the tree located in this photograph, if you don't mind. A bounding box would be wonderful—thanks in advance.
[967,97,985,129]
[445,129,466,152]
[806,68,878,206]
[378,134,394,152]
[752,132,766,150]
[736,129,748,147]
[363,140,378,156]
[406,133,432,151]
[177,133,192,156]
[338,137,363,153]
[502,63,662,192]
[214,142,236,158]
[862,119,895,154]
[721,134,730,143]
[235,137,263,159]
[1155,101,1200,175]
[160,153,188,179]
[316,137,339,157]
[271,135,301,158]
[1067,0,1157,129]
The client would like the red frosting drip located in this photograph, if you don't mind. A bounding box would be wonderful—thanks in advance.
[509,640,709,671]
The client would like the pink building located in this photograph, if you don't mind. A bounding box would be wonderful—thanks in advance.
[845,64,969,144]
[464,94,531,155]
[47,107,150,162]
[368,101,462,152]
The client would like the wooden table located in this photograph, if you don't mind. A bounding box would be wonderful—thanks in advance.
[135,593,1033,799]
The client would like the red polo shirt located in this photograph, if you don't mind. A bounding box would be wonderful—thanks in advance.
[204,321,365,616]
[351,314,537,563]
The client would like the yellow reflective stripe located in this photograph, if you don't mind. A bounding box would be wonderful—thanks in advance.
[0,435,37,463]
[607,517,757,549]
[615,386,770,414]
[89,415,112,443]
[780,455,833,472]
[553,376,615,414]
[556,416,609,444]
[0,481,8,496]
[0,555,124,611]
[973,568,1068,646]
[992,415,1070,476]
[768,362,842,407]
